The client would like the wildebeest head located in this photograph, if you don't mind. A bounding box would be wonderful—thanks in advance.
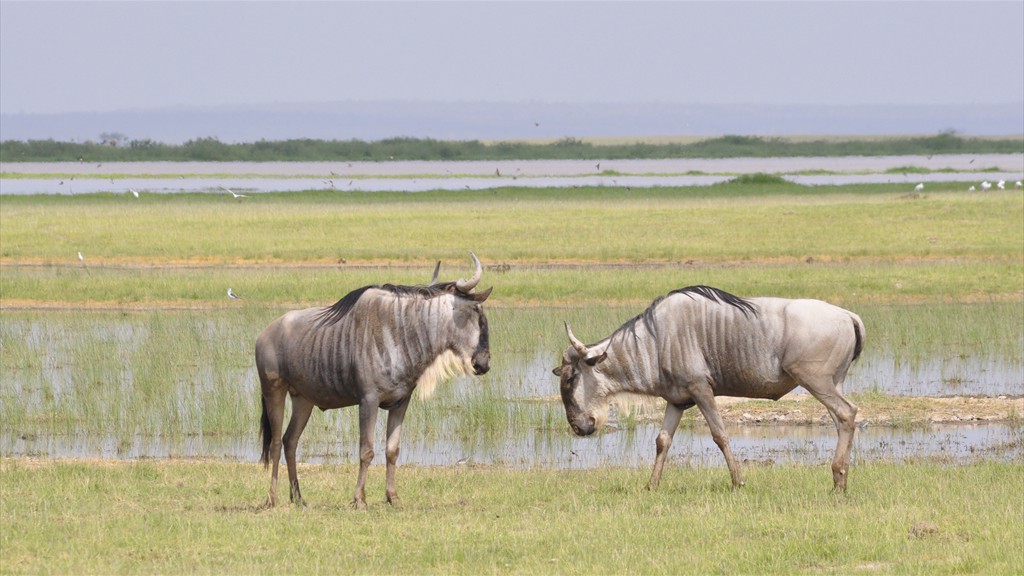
[449,253,492,376]
[552,322,610,436]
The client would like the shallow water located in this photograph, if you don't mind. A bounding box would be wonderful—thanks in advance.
[3,173,1022,195]
[4,155,1023,176]
[3,420,1020,469]
[2,326,1021,467]
[2,155,1021,194]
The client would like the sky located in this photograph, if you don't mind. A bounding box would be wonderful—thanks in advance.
[1,1,1022,117]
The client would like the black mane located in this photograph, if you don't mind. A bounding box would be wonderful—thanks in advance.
[669,285,758,318]
[609,286,758,345]
[315,281,458,328]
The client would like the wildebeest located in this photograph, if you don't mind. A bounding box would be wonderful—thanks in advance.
[256,253,492,509]
[553,285,865,491]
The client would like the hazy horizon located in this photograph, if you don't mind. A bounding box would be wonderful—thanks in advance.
[3,2,1022,143]
[2,100,1022,144]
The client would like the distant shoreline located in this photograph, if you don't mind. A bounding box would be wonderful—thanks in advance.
[3,154,1022,177]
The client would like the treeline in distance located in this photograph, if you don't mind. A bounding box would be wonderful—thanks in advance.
[2,132,1021,163]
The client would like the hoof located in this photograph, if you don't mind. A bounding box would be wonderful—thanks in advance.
[350,498,368,511]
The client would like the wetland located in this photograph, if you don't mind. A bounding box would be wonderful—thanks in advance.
[2,169,1022,468]
[2,155,1023,574]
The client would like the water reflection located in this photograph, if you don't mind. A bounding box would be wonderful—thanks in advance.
[3,421,1020,469]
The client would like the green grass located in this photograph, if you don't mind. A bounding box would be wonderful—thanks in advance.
[1,184,1021,303]
[7,182,1017,267]
[1,458,1021,574]
[2,259,1021,307]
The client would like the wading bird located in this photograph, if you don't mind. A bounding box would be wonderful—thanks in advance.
[228,288,240,300]
[130,188,139,198]
[222,186,248,199]
[914,183,924,192]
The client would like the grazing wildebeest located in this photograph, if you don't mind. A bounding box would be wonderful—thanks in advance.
[553,285,865,491]
[257,253,492,509]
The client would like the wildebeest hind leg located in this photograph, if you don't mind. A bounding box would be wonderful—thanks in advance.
[283,395,314,506]
[801,377,858,492]
[648,402,686,490]
[261,386,288,508]
[384,398,411,505]
[693,392,744,489]
[351,399,379,510]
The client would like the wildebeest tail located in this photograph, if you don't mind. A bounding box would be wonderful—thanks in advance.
[260,394,272,468]
[850,313,865,363]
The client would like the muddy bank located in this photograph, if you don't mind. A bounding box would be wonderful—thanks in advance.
[612,394,1024,427]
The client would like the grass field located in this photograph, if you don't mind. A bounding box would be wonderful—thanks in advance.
[1,458,1021,574]
[1,178,1022,574]
[1,182,1021,306]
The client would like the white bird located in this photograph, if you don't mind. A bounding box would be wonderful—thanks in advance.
[77,251,90,276]
[221,186,248,199]
[997,180,1005,190]
[981,181,992,191]
[1015,180,1022,189]
[227,288,240,300]
[968,186,976,192]
[130,188,139,198]
[914,183,924,192]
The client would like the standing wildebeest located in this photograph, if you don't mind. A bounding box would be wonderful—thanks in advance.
[553,285,865,491]
[257,253,492,509]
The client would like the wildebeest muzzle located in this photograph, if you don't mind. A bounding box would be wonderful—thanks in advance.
[471,314,490,375]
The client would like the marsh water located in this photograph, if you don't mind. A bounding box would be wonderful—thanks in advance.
[3,156,1022,468]
[2,155,1022,194]
[1,309,1021,468]
[3,417,1018,470]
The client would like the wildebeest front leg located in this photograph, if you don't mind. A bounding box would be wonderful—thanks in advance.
[283,395,314,506]
[351,399,379,510]
[693,391,745,489]
[649,402,687,490]
[384,398,411,505]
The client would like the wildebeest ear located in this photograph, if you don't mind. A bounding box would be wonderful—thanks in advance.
[584,352,608,366]
[551,366,562,376]
[465,286,493,302]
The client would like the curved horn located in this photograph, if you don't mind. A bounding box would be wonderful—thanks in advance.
[564,322,589,357]
[455,252,483,293]
[429,260,441,285]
